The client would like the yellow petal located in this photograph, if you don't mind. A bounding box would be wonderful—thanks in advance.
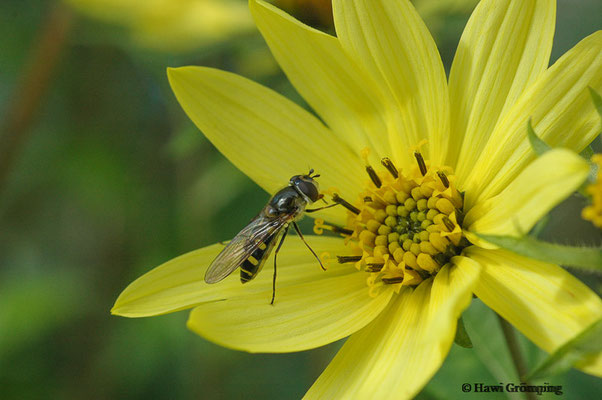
[249,0,391,161]
[305,259,480,399]
[450,0,555,174]
[332,0,449,166]
[464,31,602,207]
[464,247,602,376]
[167,66,364,225]
[112,236,351,317]
[187,273,394,353]
[464,148,589,247]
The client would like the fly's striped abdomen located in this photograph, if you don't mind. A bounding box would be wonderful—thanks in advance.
[240,233,278,283]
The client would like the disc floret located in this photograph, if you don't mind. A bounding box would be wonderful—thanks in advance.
[324,152,468,294]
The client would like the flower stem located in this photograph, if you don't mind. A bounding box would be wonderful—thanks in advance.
[497,314,536,400]
[0,3,73,193]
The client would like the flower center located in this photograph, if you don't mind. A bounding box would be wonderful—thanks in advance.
[315,150,469,295]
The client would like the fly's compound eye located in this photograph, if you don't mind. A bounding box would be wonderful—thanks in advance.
[295,178,320,203]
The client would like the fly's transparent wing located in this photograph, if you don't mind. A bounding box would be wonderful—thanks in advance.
[204,211,291,284]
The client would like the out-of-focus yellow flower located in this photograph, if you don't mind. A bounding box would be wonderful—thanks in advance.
[583,154,602,228]
[65,0,254,51]
[112,0,602,398]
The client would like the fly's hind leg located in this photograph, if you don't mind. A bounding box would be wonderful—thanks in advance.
[271,225,289,305]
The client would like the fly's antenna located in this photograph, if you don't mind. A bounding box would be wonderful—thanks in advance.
[308,168,320,179]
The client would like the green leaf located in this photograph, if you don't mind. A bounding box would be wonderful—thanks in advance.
[527,318,602,380]
[529,214,549,239]
[454,316,473,348]
[477,233,602,271]
[527,118,551,156]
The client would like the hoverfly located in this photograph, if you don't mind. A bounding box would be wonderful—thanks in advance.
[204,169,335,304]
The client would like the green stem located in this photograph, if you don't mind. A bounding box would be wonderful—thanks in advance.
[497,314,536,400]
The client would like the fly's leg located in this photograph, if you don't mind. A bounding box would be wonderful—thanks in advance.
[305,203,339,213]
[271,225,289,305]
[292,222,326,271]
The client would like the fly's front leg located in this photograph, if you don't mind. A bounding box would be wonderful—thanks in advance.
[292,222,326,271]
[305,203,339,213]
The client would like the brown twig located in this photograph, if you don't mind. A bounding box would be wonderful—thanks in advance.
[0,3,73,193]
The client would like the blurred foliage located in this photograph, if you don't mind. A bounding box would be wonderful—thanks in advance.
[0,0,601,399]
[274,0,333,29]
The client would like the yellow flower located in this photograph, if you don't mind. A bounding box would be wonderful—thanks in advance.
[583,154,602,228]
[64,0,254,51]
[112,0,602,397]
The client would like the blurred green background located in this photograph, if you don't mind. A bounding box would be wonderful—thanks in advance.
[1,0,601,399]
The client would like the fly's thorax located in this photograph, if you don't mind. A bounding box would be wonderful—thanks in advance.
[318,152,469,295]
[266,186,308,218]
